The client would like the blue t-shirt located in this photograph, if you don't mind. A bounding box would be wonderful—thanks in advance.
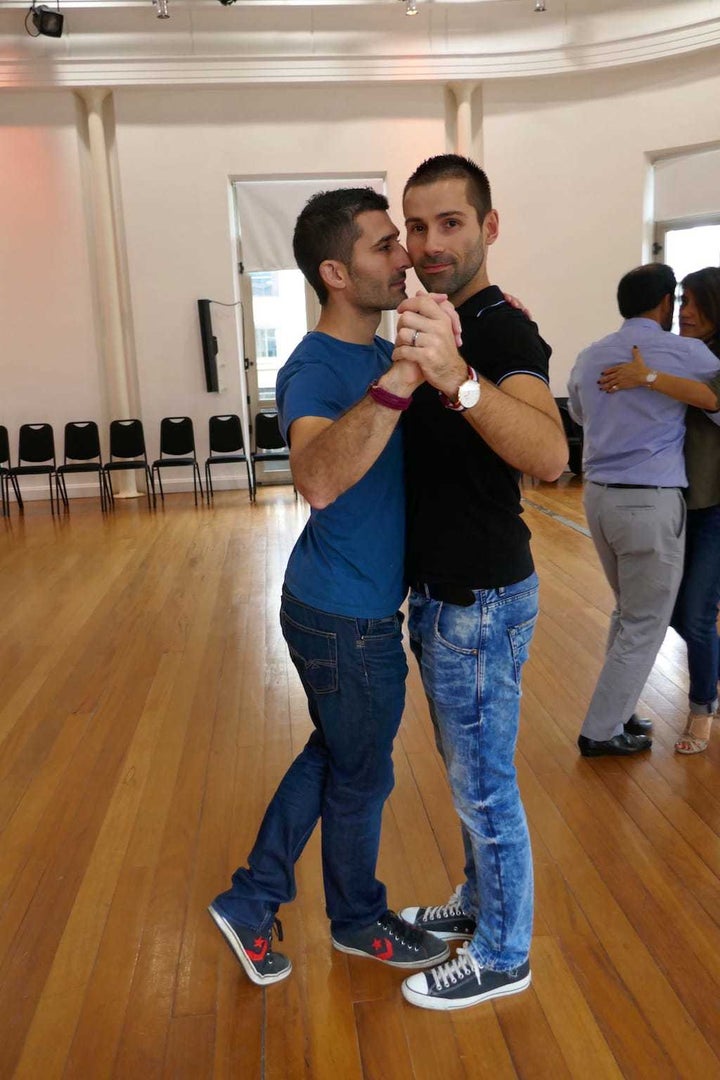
[276,331,405,619]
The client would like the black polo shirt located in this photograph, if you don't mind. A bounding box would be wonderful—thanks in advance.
[404,285,551,589]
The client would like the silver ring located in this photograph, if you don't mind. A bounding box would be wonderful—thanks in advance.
[411,329,419,347]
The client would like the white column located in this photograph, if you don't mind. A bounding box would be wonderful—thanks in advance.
[77,88,139,497]
[449,82,479,158]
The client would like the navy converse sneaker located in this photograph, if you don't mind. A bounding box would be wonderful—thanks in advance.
[208,902,292,986]
[400,886,476,941]
[331,910,450,969]
[402,946,531,1010]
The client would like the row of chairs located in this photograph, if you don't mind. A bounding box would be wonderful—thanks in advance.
[0,413,291,515]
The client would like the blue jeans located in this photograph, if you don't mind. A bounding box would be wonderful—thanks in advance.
[408,573,538,972]
[671,504,720,713]
[213,590,407,935]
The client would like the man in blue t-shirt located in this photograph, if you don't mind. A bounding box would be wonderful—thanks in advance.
[208,188,449,985]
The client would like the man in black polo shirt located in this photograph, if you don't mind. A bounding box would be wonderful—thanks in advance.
[394,155,568,1011]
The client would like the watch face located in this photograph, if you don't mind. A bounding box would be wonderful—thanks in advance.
[458,380,481,409]
[646,371,658,384]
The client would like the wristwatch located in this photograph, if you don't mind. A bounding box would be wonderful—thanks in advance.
[645,370,659,386]
[442,365,481,412]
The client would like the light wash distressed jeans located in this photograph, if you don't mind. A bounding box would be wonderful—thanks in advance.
[408,573,538,972]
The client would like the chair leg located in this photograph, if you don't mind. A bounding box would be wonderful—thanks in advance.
[196,463,204,504]
[48,474,56,515]
[10,475,24,512]
[147,467,158,508]
[96,469,106,511]
[104,469,116,509]
[57,473,69,511]
[205,463,214,500]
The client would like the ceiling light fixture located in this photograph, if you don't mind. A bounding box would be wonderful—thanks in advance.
[24,0,64,38]
[534,0,546,10]
[153,0,169,18]
[405,0,418,14]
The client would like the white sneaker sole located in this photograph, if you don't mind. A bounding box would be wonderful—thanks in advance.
[331,937,450,969]
[401,971,531,1010]
[208,904,292,986]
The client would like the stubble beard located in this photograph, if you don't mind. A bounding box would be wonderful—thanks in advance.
[415,239,485,303]
[348,269,407,313]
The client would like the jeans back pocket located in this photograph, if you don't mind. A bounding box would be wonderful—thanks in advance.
[281,610,338,695]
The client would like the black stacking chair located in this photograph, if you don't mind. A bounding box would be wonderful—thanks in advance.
[0,425,22,516]
[251,411,296,499]
[9,423,59,514]
[56,421,111,511]
[104,419,156,510]
[152,416,204,505]
[205,414,255,502]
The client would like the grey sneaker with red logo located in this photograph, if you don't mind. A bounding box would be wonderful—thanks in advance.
[208,902,292,985]
[331,909,450,968]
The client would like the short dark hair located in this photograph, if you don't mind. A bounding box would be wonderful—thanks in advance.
[293,188,389,305]
[682,267,720,339]
[616,263,676,319]
[403,154,492,224]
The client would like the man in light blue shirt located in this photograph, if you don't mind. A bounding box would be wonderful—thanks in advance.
[568,263,720,756]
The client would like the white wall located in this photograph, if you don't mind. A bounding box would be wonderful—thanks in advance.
[113,84,447,467]
[0,93,101,463]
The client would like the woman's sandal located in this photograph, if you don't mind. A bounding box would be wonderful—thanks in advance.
[674,713,713,755]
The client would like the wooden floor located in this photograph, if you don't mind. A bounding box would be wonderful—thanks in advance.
[1,478,718,1080]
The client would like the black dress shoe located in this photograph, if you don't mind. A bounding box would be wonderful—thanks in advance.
[577,732,652,757]
[624,713,653,735]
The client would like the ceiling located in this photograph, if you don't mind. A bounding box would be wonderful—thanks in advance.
[2,0,720,87]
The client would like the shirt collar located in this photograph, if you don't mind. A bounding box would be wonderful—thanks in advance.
[621,317,666,333]
[457,285,505,320]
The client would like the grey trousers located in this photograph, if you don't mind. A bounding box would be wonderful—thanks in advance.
[581,482,686,741]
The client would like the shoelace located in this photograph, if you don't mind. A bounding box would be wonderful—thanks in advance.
[379,911,425,950]
[430,946,482,990]
[420,888,466,923]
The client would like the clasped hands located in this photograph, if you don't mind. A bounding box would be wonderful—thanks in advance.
[391,293,467,399]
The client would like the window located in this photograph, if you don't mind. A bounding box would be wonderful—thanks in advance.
[655,220,720,331]
[255,327,277,360]
[248,269,308,401]
[662,223,720,285]
[251,272,279,298]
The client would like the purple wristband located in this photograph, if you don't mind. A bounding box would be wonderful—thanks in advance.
[368,379,412,412]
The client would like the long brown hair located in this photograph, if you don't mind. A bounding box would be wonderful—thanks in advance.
[681,267,720,340]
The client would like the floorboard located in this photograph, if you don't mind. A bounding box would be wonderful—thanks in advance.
[0,478,718,1079]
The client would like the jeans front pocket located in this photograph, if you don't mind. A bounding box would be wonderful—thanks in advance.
[280,610,338,695]
[434,602,480,655]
